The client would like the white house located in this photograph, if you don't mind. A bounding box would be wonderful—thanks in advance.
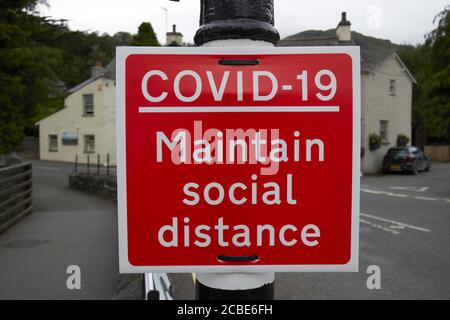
[36,27,187,166]
[36,61,117,165]
[278,13,416,174]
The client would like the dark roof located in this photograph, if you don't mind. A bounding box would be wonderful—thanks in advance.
[67,77,96,94]
[278,29,398,72]
[67,59,115,94]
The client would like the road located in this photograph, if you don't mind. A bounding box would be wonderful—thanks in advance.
[274,162,450,299]
[0,160,118,299]
[174,163,450,300]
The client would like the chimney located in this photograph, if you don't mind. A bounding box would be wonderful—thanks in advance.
[91,62,104,79]
[336,12,352,42]
[166,24,183,46]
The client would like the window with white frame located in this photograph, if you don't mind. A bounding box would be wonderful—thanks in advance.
[49,135,58,152]
[380,120,389,142]
[83,94,94,116]
[84,135,95,153]
[389,79,396,96]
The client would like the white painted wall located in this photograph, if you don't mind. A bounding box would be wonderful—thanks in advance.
[361,54,413,174]
[38,77,117,165]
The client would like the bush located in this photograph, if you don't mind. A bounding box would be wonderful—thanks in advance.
[397,134,410,146]
[369,133,382,151]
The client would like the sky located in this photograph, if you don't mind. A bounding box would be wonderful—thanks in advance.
[40,0,449,45]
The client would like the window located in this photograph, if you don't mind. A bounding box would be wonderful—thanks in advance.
[389,79,396,96]
[49,135,58,152]
[62,132,78,146]
[380,120,389,142]
[84,135,95,153]
[83,94,94,116]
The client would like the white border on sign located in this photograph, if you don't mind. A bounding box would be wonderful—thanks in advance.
[116,46,361,273]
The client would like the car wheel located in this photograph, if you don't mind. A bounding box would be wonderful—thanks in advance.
[425,163,431,172]
[411,165,419,175]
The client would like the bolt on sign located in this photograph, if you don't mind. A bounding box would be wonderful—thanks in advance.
[117,47,360,273]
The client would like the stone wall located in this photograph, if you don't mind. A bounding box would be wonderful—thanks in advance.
[68,173,117,200]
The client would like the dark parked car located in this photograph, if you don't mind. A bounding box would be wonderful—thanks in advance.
[383,147,431,175]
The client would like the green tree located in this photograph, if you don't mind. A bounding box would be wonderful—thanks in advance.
[398,6,450,144]
[0,0,61,153]
[114,32,133,46]
[421,6,450,142]
[0,1,121,154]
[398,45,427,144]
[0,3,161,154]
[132,22,160,46]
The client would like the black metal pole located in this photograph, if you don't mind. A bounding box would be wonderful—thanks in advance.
[107,153,110,176]
[194,0,280,46]
[97,154,100,175]
[194,0,278,300]
[196,281,274,300]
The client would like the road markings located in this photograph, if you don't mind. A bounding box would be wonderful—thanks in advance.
[361,188,449,204]
[360,213,431,233]
[389,225,405,230]
[390,186,430,192]
[413,196,438,201]
[361,188,408,197]
[387,193,408,198]
[360,219,400,235]
[361,188,384,195]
